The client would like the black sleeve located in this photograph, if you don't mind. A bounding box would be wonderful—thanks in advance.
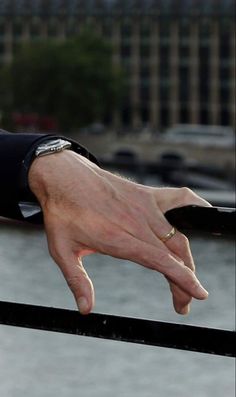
[0,129,98,223]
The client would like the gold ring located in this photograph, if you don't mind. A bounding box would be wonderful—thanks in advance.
[160,227,176,243]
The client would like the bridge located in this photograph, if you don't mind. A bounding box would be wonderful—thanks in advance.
[75,131,235,175]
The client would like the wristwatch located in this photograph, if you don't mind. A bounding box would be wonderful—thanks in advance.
[35,138,72,157]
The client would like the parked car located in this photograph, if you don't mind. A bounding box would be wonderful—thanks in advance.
[161,124,235,148]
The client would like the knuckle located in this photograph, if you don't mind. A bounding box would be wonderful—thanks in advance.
[189,278,201,294]
[179,187,195,203]
[145,250,171,270]
[158,250,171,264]
[127,241,143,259]
[166,232,190,254]
[102,227,123,246]
[138,187,153,203]
[184,267,198,286]
[178,233,190,248]
[48,244,64,264]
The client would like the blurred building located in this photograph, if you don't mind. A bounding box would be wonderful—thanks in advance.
[0,0,235,131]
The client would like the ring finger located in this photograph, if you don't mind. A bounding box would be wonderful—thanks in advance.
[148,211,196,313]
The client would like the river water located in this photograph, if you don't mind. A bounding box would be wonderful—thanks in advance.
[0,222,235,397]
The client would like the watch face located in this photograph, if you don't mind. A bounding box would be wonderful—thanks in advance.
[35,139,72,157]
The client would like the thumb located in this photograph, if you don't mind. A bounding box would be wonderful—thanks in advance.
[63,255,95,315]
[47,238,95,315]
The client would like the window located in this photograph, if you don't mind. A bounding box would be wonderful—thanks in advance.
[220,108,230,126]
[179,45,190,60]
[159,63,170,78]
[219,39,230,61]
[140,43,150,59]
[121,21,132,40]
[159,44,170,79]
[159,44,170,65]
[179,19,190,40]
[141,106,149,124]
[159,21,171,40]
[179,106,189,124]
[140,20,150,42]
[140,84,150,102]
[199,45,210,62]
[179,66,189,102]
[219,19,231,60]
[200,106,209,125]
[199,45,210,103]
[140,65,150,86]
[122,105,131,126]
[121,43,131,58]
[199,20,211,40]
[219,66,230,82]
[160,105,169,128]
[160,83,170,102]
[199,79,210,104]
[219,85,230,104]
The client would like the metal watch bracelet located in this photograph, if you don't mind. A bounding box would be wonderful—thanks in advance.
[35,139,72,157]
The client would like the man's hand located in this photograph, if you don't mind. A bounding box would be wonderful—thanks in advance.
[29,150,210,315]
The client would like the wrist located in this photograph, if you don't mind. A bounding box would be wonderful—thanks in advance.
[28,150,76,206]
[21,136,99,203]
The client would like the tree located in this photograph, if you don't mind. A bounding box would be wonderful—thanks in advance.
[1,31,124,131]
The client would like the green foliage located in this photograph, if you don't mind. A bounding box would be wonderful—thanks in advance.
[0,31,124,131]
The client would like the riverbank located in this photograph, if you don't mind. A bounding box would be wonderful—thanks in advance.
[74,131,235,176]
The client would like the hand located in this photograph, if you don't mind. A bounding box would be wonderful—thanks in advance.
[29,150,210,315]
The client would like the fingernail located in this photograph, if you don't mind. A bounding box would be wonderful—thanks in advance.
[175,304,190,315]
[196,284,209,299]
[179,306,190,315]
[77,297,89,313]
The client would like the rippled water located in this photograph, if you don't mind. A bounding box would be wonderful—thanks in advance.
[0,223,235,397]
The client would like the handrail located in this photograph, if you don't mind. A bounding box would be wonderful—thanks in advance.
[165,205,235,236]
[0,301,235,357]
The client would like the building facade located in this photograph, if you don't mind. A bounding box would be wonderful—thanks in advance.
[0,0,235,131]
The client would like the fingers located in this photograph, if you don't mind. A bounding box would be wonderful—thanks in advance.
[166,278,192,315]
[147,210,196,313]
[165,232,195,271]
[164,230,195,314]
[62,255,95,315]
[46,232,95,315]
[101,204,207,314]
[124,236,208,302]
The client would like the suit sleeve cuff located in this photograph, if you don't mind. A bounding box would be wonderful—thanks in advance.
[0,132,98,223]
